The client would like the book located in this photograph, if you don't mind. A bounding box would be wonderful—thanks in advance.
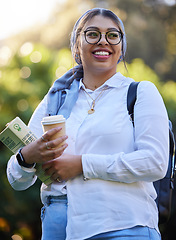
[0,117,53,186]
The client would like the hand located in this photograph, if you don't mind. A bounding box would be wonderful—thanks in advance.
[21,127,68,165]
[42,154,83,182]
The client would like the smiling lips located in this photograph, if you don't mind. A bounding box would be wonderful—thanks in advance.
[93,50,112,59]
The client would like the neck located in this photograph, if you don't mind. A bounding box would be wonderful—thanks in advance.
[83,70,116,91]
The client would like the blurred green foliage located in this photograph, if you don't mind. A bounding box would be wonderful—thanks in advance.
[0,0,176,239]
[0,46,74,239]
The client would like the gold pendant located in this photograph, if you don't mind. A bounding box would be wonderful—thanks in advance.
[88,100,95,114]
[88,109,95,114]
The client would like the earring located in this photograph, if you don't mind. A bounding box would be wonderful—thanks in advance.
[117,54,123,64]
[75,53,82,65]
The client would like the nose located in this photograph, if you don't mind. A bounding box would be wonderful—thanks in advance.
[98,33,108,45]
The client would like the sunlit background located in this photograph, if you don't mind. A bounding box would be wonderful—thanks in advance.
[0,0,176,239]
[0,0,67,40]
[0,0,175,40]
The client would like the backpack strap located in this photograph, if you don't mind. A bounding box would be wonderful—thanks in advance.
[127,82,140,125]
[127,81,176,224]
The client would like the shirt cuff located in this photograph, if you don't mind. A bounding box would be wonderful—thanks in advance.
[13,156,36,176]
[82,153,122,180]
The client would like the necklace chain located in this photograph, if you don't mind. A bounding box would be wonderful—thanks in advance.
[82,86,108,114]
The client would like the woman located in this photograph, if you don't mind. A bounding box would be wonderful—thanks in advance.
[7,8,169,240]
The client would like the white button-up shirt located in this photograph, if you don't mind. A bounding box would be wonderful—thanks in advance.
[7,72,169,240]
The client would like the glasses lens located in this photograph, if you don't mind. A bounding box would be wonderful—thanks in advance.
[85,30,100,44]
[106,31,121,45]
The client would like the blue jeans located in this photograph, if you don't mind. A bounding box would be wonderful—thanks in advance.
[41,195,67,240]
[41,196,161,240]
[85,226,161,240]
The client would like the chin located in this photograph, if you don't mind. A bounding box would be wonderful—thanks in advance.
[93,62,116,72]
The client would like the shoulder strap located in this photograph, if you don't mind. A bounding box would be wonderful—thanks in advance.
[127,82,140,124]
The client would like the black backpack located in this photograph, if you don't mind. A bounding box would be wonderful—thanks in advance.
[127,81,176,224]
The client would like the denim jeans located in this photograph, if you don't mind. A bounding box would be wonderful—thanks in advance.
[85,226,161,240]
[41,196,161,240]
[41,195,67,240]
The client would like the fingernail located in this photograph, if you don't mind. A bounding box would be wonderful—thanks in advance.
[63,135,68,140]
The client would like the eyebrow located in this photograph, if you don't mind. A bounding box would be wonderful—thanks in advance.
[85,26,120,32]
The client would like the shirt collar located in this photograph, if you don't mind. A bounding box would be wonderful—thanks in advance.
[79,72,133,91]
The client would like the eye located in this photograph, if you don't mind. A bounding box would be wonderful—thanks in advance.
[86,31,99,38]
[107,32,120,39]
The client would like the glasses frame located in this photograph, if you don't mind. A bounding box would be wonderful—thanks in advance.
[84,29,123,45]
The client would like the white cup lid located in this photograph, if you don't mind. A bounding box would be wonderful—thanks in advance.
[41,115,65,125]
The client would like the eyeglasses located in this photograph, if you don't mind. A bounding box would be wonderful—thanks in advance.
[84,29,123,45]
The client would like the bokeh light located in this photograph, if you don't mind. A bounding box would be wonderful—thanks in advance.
[11,234,23,240]
[19,42,34,57]
[17,99,29,112]
[30,51,42,63]
[0,46,12,66]
[0,217,10,232]
[19,66,31,79]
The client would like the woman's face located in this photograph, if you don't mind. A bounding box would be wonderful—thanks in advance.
[78,15,122,75]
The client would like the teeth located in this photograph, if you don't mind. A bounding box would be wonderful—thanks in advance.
[94,51,110,56]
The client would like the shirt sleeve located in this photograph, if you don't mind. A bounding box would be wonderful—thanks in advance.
[6,95,48,190]
[82,81,169,183]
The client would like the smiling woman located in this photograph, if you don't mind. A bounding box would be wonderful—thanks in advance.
[71,9,127,67]
[7,7,169,240]
[76,15,123,89]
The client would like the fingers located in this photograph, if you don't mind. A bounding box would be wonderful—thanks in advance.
[41,127,62,141]
[43,135,68,150]
[20,129,68,165]
[52,175,62,183]
[27,127,68,164]
[41,126,68,159]
[42,136,68,158]
[42,160,62,182]
[46,169,62,183]
[45,142,52,150]
[42,154,82,182]
[41,126,68,149]
[42,143,68,161]
[42,158,60,172]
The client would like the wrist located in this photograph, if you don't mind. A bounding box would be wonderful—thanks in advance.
[76,155,83,173]
[78,155,87,180]
[16,148,35,168]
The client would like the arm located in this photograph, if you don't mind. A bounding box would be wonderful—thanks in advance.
[82,81,169,183]
[7,96,68,190]
[42,154,82,182]
[6,96,47,190]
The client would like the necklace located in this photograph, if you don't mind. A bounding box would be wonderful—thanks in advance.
[82,86,108,114]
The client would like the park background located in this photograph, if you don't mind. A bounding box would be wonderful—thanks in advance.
[0,0,176,239]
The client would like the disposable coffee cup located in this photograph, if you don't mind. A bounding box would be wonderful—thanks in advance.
[41,115,66,147]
